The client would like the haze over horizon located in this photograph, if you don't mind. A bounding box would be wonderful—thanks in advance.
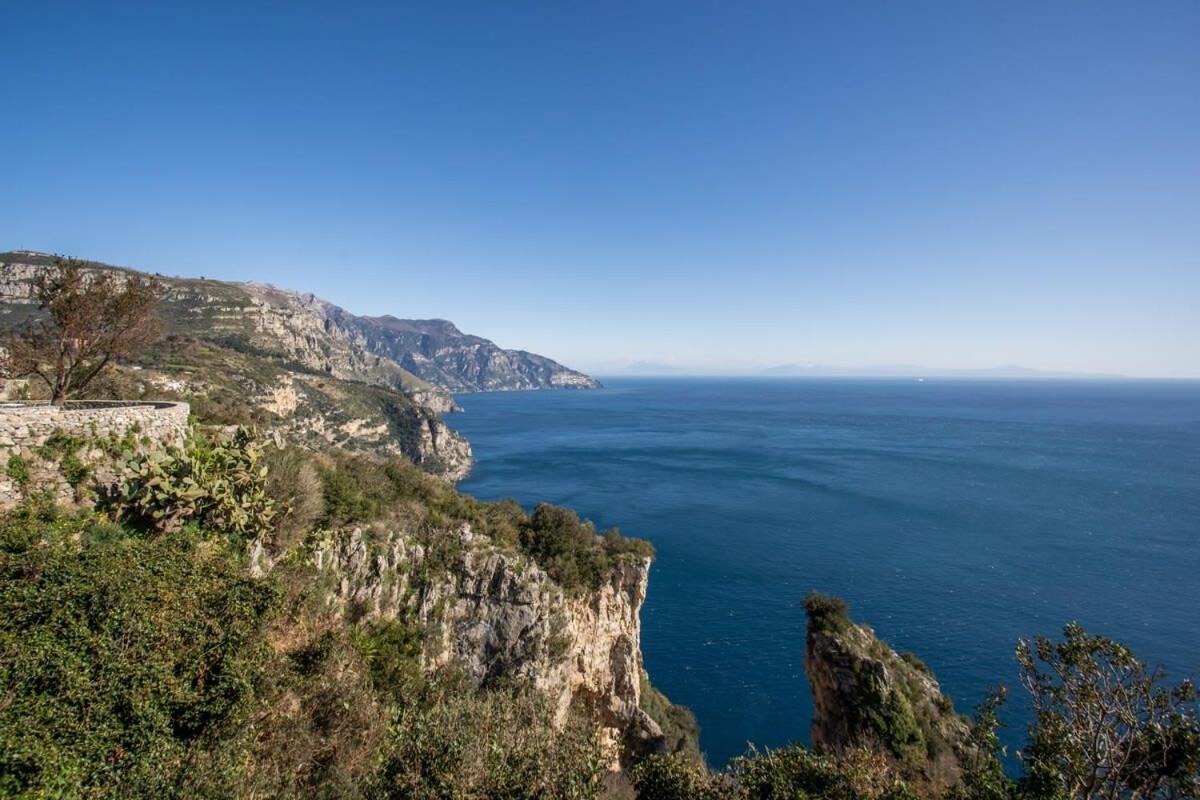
[3,2,1197,378]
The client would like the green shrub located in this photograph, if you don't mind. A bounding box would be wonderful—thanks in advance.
[640,674,702,763]
[633,752,731,800]
[5,454,29,486]
[899,652,932,676]
[352,617,427,701]
[0,512,278,798]
[262,444,324,553]
[368,675,604,800]
[114,427,276,537]
[35,429,86,462]
[733,745,917,800]
[320,464,381,527]
[804,591,851,633]
[308,452,656,594]
[520,504,654,593]
[34,430,93,488]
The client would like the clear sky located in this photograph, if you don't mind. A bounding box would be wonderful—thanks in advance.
[2,2,1197,377]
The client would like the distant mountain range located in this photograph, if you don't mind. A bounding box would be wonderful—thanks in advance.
[595,360,1128,380]
[759,363,1128,379]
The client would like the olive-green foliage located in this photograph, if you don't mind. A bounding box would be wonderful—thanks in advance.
[313,451,654,592]
[805,593,959,774]
[321,464,382,527]
[734,746,919,800]
[804,591,851,633]
[944,690,1013,800]
[0,490,631,799]
[633,746,918,800]
[521,503,655,593]
[639,674,703,763]
[900,652,933,677]
[0,507,277,798]
[367,674,605,800]
[632,753,733,800]
[1015,624,1200,800]
[115,427,276,537]
[240,564,386,799]
[0,502,389,798]
[860,687,925,769]
[263,445,324,554]
[36,429,91,486]
[36,429,85,460]
[352,617,428,703]
[5,454,29,486]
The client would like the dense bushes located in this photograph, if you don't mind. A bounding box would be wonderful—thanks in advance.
[310,451,654,592]
[368,674,604,800]
[0,500,614,798]
[262,444,324,553]
[639,674,702,763]
[114,427,276,537]
[521,503,655,592]
[632,746,917,800]
[0,509,277,797]
[804,592,851,633]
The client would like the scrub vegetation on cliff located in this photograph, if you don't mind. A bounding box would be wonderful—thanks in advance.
[0,418,685,798]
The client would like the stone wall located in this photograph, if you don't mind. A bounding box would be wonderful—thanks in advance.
[0,401,189,509]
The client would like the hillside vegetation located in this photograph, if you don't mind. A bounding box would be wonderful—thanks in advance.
[0,427,679,798]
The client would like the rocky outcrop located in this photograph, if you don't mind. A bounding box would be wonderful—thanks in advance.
[409,409,473,480]
[804,594,975,795]
[309,524,663,769]
[339,314,601,393]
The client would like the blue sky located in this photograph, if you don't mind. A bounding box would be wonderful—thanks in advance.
[2,2,1197,377]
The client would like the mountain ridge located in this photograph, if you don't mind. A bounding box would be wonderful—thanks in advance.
[0,250,600,395]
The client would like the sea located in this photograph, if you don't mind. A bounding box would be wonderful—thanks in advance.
[451,377,1200,768]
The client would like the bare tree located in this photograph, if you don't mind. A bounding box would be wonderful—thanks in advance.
[1016,623,1200,800]
[1,258,164,405]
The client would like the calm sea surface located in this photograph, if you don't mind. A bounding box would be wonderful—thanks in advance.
[452,378,1200,767]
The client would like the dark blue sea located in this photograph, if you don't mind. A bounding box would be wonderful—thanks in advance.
[452,378,1200,768]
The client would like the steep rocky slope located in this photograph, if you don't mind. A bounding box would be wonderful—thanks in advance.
[0,251,598,397]
[804,593,976,795]
[300,523,664,768]
[121,338,473,479]
[337,314,600,392]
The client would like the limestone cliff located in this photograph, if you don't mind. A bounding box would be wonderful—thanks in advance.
[305,524,664,769]
[336,314,601,392]
[804,593,975,795]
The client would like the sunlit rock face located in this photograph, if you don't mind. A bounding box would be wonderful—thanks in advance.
[310,524,662,769]
[805,598,977,795]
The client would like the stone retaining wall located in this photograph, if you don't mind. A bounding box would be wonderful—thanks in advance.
[0,400,189,509]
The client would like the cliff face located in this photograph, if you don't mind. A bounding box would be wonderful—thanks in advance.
[343,314,601,392]
[804,595,975,795]
[306,524,663,769]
